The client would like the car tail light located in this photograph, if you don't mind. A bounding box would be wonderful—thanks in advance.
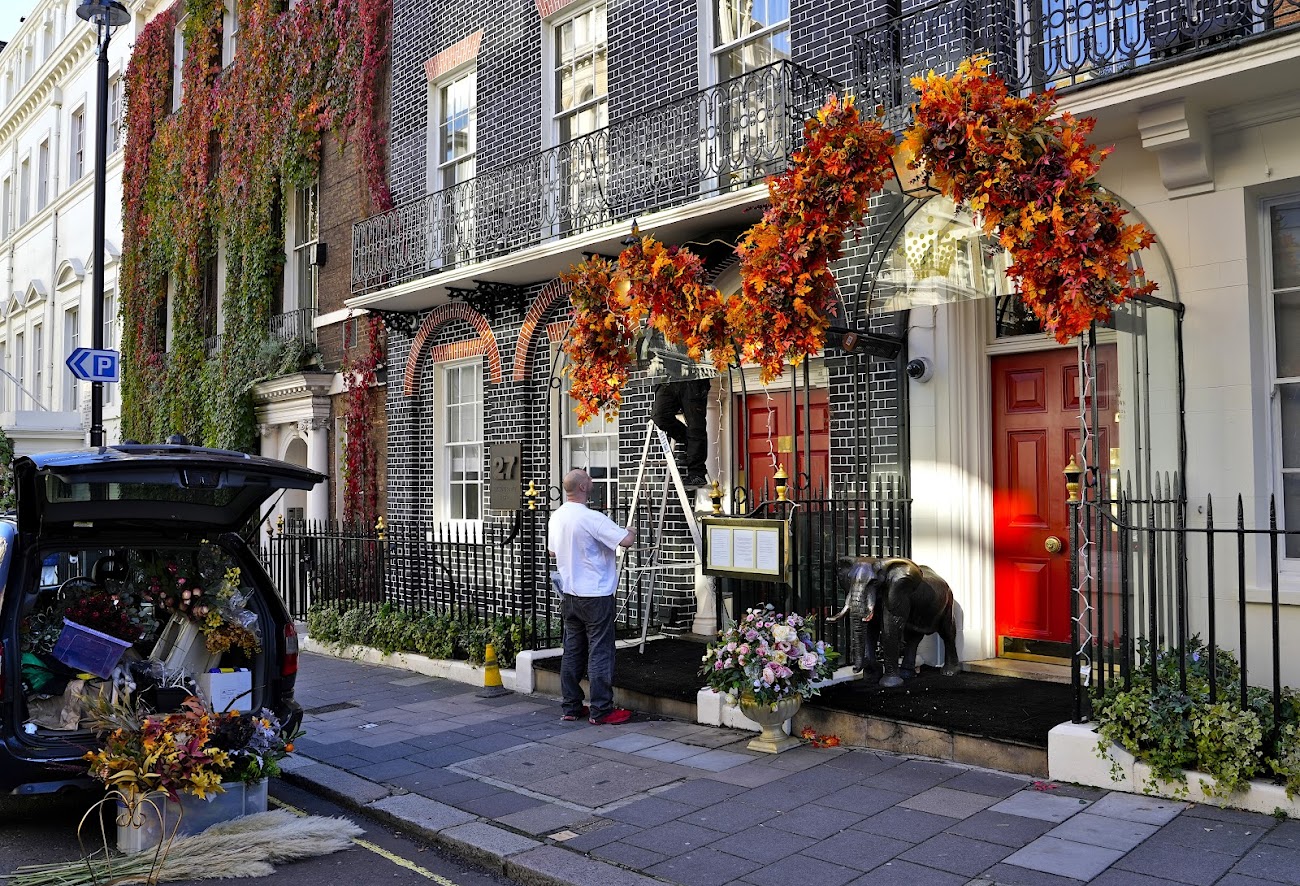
[282,622,299,677]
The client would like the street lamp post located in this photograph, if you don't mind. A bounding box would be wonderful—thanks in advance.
[77,0,130,448]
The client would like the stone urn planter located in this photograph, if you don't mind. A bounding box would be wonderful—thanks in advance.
[740,693,802,753]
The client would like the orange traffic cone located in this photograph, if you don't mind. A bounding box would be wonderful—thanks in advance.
[476,642,511,698]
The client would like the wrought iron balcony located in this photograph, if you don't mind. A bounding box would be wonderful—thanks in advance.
[854,0,1300,127]
[271,307,318,344]
[351,60,840,295]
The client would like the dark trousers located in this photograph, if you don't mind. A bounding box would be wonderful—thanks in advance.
[560,594,616,718]
[652,379,710,477]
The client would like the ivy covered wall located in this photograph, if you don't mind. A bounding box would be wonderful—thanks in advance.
[120,0,391,451]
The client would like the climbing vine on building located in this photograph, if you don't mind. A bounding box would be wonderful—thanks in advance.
[120,0,391,452]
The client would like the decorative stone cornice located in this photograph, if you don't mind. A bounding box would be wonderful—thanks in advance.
[1137,99,1215,198]
[250,371,337,405]
[0,30,97,147]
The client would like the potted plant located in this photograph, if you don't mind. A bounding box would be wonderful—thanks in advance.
[83,695,298,851]
[700,606,838,752]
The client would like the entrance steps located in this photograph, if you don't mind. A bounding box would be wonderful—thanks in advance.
[964,657,1071,684]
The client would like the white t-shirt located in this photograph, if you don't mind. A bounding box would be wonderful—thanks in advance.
[548,501,628,597]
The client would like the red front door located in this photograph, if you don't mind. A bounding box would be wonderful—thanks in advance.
[736,388,830,499]
[992,346,1117,649]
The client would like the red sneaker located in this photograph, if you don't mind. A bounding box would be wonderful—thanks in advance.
[589,708,633,725]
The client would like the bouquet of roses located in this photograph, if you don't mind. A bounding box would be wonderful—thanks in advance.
[700,606,838,708]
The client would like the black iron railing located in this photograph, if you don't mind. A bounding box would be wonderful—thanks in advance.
[855,0,1300,126]
[1071,474,1295,748]
[271,307,317,344]
[351,60,840,295]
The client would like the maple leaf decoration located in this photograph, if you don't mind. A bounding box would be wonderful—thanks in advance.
[902,57,1156,342]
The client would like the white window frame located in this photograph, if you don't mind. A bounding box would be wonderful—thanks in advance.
[70,105,86,182]
[0,341,6,413]
[33,322,44,409]
[18,155,30,226]
[2,176,11,239]
[63,306,79,411]
[708,0,791,83]
[426,64,477,266]
[172,17,187,112]
[37,138,50,210]
[1264,194,1300,565]
[285,179,319,313]
[108,76,123,154]
[434,357,484,526]
[13,332,24,410]
[223,0,240,67]
[551,344,619,512]
[103,288,116,404]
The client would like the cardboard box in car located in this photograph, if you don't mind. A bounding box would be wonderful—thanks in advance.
[197,668,252,714]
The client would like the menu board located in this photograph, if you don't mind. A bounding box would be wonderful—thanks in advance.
[700,517,790,582]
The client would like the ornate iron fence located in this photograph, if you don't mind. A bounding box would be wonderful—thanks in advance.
[351,60,840,294]
[1070,476,1296,750]
[271,307,318,344]
[855,0,1300,127]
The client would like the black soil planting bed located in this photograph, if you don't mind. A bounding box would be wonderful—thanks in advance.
[536,638,1073,747]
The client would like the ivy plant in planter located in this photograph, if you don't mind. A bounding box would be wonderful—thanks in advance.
[307,601,525,668]
[1093,637,1300,799]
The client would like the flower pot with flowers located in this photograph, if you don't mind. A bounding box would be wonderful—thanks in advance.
[700,607,838,753]
[83,694,298,852]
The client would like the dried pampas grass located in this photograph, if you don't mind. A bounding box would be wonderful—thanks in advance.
[8,809,364,885]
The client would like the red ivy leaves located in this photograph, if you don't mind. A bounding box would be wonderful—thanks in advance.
[342,314,385,526]
[903,58,1156,341]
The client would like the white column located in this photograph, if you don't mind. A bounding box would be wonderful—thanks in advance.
[302,418,330,522]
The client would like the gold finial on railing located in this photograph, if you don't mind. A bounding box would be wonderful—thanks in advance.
[276,513,285,534]
[376,515,386,540]
[774,465,789,502]
[1063,456,1083,503]
[709,480,723,515]
[526,480,538,510]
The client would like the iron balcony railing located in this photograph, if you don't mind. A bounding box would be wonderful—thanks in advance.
[351,60,840,295]
[855,0,1300,127]
[271,307,317,344]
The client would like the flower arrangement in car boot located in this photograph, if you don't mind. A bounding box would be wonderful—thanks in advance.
[700,606,838,708]
[60,578,156,645]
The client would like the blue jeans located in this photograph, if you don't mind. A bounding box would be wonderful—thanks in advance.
[561,594,616,718]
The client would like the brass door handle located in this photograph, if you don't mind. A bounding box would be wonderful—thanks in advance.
[1045,536,1063,554]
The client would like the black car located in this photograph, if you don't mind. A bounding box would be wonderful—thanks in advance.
[0,443,322,796]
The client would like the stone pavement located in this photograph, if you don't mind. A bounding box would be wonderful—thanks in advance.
[281,652,1300,886]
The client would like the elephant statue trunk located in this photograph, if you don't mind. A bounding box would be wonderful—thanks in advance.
[832,555,960,688]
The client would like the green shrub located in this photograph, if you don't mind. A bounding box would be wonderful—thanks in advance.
[1094,637,1300,799]
[305,601,524,667]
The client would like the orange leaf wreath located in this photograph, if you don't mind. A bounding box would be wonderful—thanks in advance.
[901,57,1156,341]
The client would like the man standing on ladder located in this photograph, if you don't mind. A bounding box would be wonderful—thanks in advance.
[639,326,711,490]
[550,469,637,725]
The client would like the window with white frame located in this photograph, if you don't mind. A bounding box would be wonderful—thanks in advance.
[14,332,24,410]
[70,107,86,181]
[1268,197,1300,558]
[63,306,79,411]
[286,180,319,314]
[435,68,476,189]
[549,4,608,231]
[713,0,789,80]
[173,18,187,111]
[557,350,618,511]
[223,0,239,67]
[37,138,49,209]
[104,288,116,404]
[33,323,44,409]
[2,176,11,238]
[0,341,6,412]
[18,157,30,226]
[108,76,123,154]
[439,359,483,521]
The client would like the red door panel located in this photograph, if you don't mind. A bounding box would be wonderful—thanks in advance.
[736,388,829,498]
[993,346,1117,645]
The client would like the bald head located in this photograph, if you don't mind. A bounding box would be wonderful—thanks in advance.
[563,469,593,502]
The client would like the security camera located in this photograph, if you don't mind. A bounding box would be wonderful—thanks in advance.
[906,357,934,383]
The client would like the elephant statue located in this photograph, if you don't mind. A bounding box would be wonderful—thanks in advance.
[827,556,960,688]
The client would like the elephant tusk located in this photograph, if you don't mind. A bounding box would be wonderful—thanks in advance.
[826,602,851,622]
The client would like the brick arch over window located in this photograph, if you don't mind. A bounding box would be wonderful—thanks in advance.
[403,303,503,396]
[512,279,572,381]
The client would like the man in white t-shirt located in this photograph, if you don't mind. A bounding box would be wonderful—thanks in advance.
[548,469,636,725]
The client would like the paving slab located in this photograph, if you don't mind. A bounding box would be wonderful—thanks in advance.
[286,761,391,805]
[740,853,860,886]
[369,792,477,832]
[608,796,701,827]
[710,823,817,863]
[989,789,1091,823]
[897,785,999,819]
[1086,791,1188,826]
[849,806,951,844]
[844,859,968,885]
[1224,842,1300,885]
[894,832,1015,877]
[942,809,1057,848]
[440,821,542,860]
[508,845,664,886]
[1001,834,1126,881]
[1048,810,1160,851]
[623,819,729,856]
[801,829,914,871]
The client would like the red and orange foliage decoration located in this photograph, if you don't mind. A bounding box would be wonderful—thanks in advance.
[563,96,895,421]
[564,56,1156,421]
[735,95,896,381]
[901,58,1155,342]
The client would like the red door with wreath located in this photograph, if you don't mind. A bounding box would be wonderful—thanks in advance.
[992,346,1117,654]
[735,388,830,501]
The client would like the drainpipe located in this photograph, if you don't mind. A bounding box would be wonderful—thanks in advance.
[48,85,63,419]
